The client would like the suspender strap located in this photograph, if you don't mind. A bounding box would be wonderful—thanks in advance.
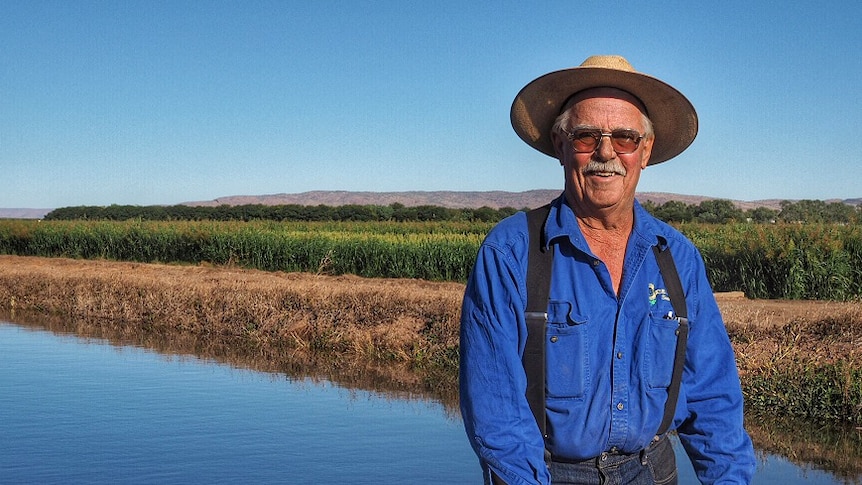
[523,206,689,446]
[652,240,689,437]
[524,204,553,440]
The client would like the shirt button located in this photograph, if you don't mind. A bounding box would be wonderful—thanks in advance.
[616,352,623,359]
[550,336,558,343]
[617,402,624,411]
[592,259,600,267]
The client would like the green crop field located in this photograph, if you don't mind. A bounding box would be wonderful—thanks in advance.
[2,218,862,300]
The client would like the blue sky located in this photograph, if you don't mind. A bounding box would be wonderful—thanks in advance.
[2,1,860,208]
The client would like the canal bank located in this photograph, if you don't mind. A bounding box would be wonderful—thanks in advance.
[1,254,861,472]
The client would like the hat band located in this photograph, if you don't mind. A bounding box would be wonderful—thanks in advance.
[559,88,651,119]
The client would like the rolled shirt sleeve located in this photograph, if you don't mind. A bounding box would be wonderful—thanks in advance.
[460,217,551,484]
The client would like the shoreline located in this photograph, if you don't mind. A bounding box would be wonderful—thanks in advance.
[1,255,860,420]
[0,255,465,406]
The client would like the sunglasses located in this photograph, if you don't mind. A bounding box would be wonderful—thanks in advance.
[561,128,645,154]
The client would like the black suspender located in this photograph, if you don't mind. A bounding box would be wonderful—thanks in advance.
[523,205,689,444]
[652,239,689,437]
[524,204,553,440]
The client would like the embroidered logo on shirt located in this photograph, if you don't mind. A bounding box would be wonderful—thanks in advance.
[648,283,671,306]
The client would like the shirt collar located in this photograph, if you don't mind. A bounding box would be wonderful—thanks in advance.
[543,193,664,253]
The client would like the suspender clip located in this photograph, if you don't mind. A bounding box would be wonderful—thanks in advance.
[525,311,548,322]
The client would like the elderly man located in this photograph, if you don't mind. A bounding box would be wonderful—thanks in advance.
[459,56,755,484]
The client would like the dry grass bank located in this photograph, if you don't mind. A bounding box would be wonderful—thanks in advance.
[717,294,862,371]
[1,255,861,417]
[0,255,464,403]
[0,255,462,341]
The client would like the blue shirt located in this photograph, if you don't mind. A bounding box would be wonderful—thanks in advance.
[459,196,755,484]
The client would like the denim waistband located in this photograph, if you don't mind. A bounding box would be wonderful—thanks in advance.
[550,434,668,466]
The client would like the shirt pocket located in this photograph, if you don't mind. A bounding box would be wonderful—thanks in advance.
[644,303,682,389]
[545,301,588,400]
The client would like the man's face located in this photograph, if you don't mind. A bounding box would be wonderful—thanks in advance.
[552,87,654,218]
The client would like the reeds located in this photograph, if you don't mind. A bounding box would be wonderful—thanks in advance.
[682,222,862,300]
[4,219,862,298]
[0,220,487,281]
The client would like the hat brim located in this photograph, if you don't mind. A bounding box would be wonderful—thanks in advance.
[510,66,698,165]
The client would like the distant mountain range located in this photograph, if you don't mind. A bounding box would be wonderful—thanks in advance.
[184,190,861,212]
[182,190,795,211]
[3,190,860,219]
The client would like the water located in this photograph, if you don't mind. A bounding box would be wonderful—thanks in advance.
[0,322,479,484]
[0,321,858,484]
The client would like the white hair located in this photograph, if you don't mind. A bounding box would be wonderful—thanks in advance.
[552,101,654,139]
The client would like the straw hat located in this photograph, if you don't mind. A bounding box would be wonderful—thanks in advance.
[510,55,698,165]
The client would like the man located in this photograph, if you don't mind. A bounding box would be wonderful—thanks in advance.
[459,55,755,484]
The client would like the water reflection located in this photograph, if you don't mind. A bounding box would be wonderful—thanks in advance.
[745,413,862,484]
[3,310,861,484]
[0,319,480,484]
[1,309,459,414]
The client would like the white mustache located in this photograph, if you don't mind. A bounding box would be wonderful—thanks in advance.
[582,160,627,176]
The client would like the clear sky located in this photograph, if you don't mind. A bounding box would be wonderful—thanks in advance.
[2,1,860,209]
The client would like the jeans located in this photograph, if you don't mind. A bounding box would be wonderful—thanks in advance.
[548,435,677,485]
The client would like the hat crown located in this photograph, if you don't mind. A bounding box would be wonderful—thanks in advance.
[510,54,698,165]
[579,55,636,72]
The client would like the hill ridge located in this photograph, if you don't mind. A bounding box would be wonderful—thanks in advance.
[3,191,859,219]
[183,190,795,211]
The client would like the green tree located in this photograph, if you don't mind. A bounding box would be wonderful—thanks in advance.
[652,200,694,223]
[779,200,828,223]
[693,199,743,224]
[824,202,856,223]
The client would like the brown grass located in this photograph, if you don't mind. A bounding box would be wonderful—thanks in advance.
[718,295,862,371]
[3,255,862,389]
[0,255,461,335]
[3,255,861,388]
[0,255,464,404]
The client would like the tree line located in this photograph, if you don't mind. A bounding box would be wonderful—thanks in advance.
[642,199,861,224]
[43,203,520,223]
[42,199,860,224]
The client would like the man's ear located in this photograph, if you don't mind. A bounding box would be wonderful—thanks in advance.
[551,131,566,165]
[640,136,654,169]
